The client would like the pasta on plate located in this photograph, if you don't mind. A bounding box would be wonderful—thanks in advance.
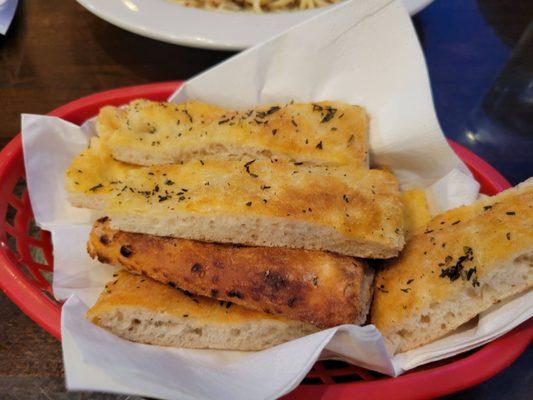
[172,0,340,13]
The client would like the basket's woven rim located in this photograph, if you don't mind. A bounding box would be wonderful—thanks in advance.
[0,82,530,400]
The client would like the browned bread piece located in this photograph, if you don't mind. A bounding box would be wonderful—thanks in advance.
[87,270,318,351]
[88,218,375,328]
[97,99,369,167]
[372,178,533,354]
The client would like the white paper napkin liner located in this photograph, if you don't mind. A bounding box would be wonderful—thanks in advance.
[62,322,155,399]
[63,296,339,400]
[169,0,472,190]
[21,114,96,228]
[50,224,121,304]
[62,291,532,400]
[425,168,481,214]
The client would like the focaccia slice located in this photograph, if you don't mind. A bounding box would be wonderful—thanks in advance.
[372,178,533,353]
[88,218,375,328]
[65,137,136,210]
[97,99,369,167]
[68,154,404,258]
[88,270,318,351]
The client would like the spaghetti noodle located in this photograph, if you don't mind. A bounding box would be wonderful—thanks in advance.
[172,0,340,13]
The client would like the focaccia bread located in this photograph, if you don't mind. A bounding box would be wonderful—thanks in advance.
[88,270,318,351]
[65,137,135,210]
[88,218,375,328]
[97,99,369,167]
[68,154,404,258]
[401,188,431,238]
[372,178,533,354]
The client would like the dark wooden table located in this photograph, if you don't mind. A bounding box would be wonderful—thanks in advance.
[0,0,531,399]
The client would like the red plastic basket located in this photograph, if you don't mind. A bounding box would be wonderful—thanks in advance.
[0,82,530,400]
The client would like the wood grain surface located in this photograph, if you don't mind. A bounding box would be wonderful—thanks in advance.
[0,0,231,149]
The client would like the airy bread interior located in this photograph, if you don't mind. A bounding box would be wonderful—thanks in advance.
[385,251,532,353]
[92,307,317,351]
[373,178,533,354]
[109,212,400,260]
[88,271,318,351]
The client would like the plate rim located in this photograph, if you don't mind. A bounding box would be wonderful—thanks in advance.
[76,0,434,50]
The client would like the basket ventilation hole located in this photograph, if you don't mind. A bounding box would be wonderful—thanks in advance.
[5,232,19,256]
[40,269,53,284]
[332,374,365,383]
[5,204,17,227]
[322,360,348,370]
[301,377,323,385]
[12,177,26,199]
[41,290,58,303]
[28,219,41,239]
[29,245,48,265]
[18,263,37,281]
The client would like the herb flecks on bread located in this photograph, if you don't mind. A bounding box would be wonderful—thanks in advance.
[372,178,533,353]
[97,99,369,168]
[66,114,405,259]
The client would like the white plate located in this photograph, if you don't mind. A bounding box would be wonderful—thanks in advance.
[77,0,433,50]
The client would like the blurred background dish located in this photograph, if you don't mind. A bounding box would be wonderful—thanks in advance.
[169,0,341,13]
[0,0,18,34]
[76,0,433,50]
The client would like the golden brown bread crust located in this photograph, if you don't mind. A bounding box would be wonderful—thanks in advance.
[371,179,533,352]
[97,99,369,167]
[67,152,405,258]
[401,188,431,238]
[87,270,318,351]
[88,218,375,328]
[65,105,404,259]
[87,270,293,324]
[65,137,135,200]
